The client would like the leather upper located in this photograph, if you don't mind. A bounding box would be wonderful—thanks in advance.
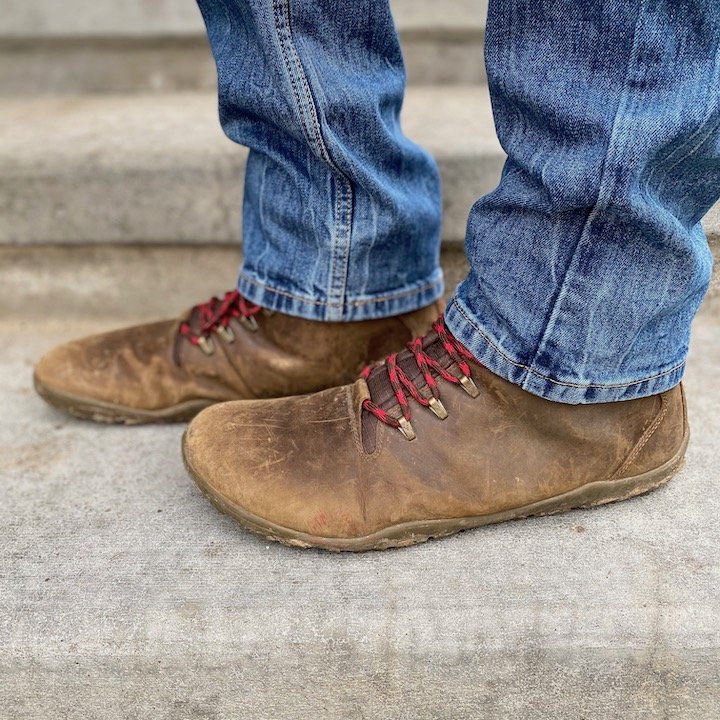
[184,358,687,539]
[34,302,442,410]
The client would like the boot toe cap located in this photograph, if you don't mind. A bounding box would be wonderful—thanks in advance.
[183,388,368,539]
[35,340,93,398]
[34,321,181,413]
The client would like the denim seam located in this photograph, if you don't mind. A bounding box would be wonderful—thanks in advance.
[520,1,647,392]
[271,0,353,319]
[240,272,439,308]
[451,299,685,390]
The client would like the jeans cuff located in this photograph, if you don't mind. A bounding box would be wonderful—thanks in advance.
[444,296,686,405]
[238,268,445,322]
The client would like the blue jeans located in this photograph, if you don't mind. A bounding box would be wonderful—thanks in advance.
[197,0,720,404]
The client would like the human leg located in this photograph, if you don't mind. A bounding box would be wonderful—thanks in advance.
[197,0,443,321]
[34,0,445,422]
[446,0,720,403]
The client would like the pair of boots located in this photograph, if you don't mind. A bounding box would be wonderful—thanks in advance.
[35,291,688,552]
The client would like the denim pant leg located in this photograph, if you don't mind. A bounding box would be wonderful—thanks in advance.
[196,0,443,322]
[445,0,720,404]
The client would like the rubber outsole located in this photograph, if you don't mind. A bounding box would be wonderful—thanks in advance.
[34,373,213,425]
[182,427,689,552]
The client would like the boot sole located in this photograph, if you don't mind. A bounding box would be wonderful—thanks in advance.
[34,373,214,425]
[183,427,689,552]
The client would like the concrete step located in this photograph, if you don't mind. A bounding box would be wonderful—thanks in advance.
[1,298,719,718]
[0,0,487,94]
[2,0,486,38]
[0,244,467,322]
[1,86,717,305]
[0,87,499,246]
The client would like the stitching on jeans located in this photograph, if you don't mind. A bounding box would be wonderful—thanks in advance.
[450,300,685,390]
[239,272,440,307]
[271,1,339,173]
[271,0,353,314]
[610,394,669,480]
[332,180,353,315]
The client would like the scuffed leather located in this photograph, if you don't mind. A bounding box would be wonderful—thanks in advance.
[34,302,442,410]
[184,360,687,539]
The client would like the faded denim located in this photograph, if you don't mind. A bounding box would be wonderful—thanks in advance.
[198,0,720,404]
[446,0,720,403]
[196,0,443,322]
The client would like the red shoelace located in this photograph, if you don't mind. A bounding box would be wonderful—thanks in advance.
[360,317,479,440]
[178,290,262,354]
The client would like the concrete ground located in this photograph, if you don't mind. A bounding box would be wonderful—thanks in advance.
[1,296,719,719]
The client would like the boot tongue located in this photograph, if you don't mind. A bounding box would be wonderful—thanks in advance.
[364,330,456,411]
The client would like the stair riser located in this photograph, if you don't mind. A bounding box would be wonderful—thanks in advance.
[0,30,485,96]
[1,86,716,301]
[2,151,716,300]
[2,0,486,37]
[0,244,468,321]
[1,242,716,324]
[0,153,497,245]
[0,0,487,95]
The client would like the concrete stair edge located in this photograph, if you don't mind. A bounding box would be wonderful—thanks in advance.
[0,88,498,246]
[4,243,718,324]
[1,0,487,38]
[0,35,486,96]
[0,0,488,93]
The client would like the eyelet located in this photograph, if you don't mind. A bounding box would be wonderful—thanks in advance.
[197,336,215,355]
[398,417,417,441]
[460,375,480,397]
[216,325,235,343]
[428,397,448,419]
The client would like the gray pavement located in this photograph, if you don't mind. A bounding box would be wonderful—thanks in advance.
[1,299,719,719]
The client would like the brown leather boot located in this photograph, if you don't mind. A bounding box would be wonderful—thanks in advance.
[34,290,442,424]
[183,316,689,551]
